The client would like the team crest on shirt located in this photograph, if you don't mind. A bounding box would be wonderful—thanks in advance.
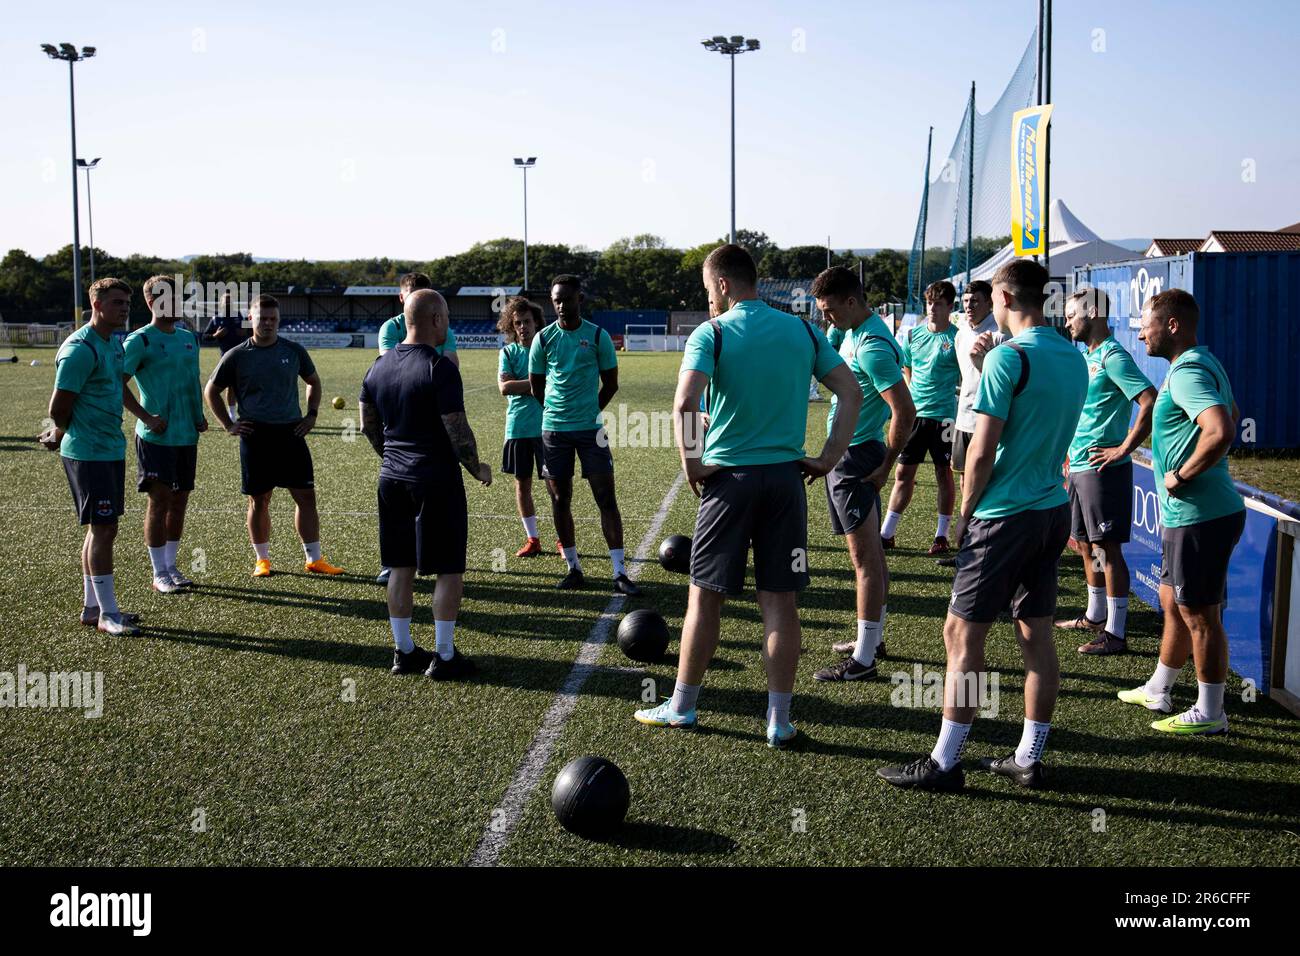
[940,341,953,352]
[579,339,591,349]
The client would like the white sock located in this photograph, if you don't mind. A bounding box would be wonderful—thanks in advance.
[562,546,581,572]
[881,510,903,539]
[853,619,881,668]
[935,514,952,539]
[1086,585,1106,622]
[1196,681,1226,719]
[90,574,119,618]
[389,617,414,654]
[303,540,322,562]
[434,619,455,660]
[877,605,887,647]
[83,574,98,608]
[610,547,626,578]
[147,545,169,578]
[1146,661,1182,696]
[670,680,700,715]
[253,542,271,560]
[522,515,538,538]
[1015,718,1051,767]
[1106,596,1128,638]
[930,717,972,771]
[165,540,180,572]
[767,690,793,730]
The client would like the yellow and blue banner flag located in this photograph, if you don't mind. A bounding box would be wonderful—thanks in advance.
[1010,103,1053,256]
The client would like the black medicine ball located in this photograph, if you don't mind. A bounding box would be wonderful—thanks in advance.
[551,755,630,839]
[658,534,692,573]
[617,608,670,663]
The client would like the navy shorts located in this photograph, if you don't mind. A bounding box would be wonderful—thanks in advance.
[949,504,1071,623]
[239,422,314,496]
[1160,509,1245,607]
[63,457,125,525]
[1067,462,1133,544]
[136,436,198,493]
[898,416,953,467]
[691,461,809,596]
[502,436,545,480]
[378,475,468,575]
[541,428,614,480]
[825,440,885,536]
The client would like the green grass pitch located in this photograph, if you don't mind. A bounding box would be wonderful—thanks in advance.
[0,345,1296,866]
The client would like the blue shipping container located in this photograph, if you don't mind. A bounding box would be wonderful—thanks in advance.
[1072,251,1300,450]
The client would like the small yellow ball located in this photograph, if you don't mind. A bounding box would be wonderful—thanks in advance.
[332,396,345,410]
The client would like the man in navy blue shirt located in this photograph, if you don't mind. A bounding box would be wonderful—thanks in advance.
[360,289,491,679]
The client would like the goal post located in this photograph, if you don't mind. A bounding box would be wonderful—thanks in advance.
[624,323,686,352]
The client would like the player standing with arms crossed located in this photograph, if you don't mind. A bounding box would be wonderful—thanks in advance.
[497,298,546,557]
[529,274,638,594]
[879,259,1086,790]
[361,289,489,678]
[123,275,208,593]
[633,245,861,747]
[1119,289,1245,734]
[1055,287,1155,655]
[204,295,344,578]
[41,278,141,635]
[879,280,961,555]
[808,266,915,680]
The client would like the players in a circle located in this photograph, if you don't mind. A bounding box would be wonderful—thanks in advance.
[528,274,639,595]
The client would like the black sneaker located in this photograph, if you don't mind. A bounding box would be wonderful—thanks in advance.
[977,753,1046,789]
[813,656,877,682]
[391,644,433,676]
[425,649,477,680]
[877,755,965,792]
[613,573,640,596]
[556,568,586,590]
[936,556,957,568]
[877,641,887,660]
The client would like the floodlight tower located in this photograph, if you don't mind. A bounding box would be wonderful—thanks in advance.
[700,35,760,244]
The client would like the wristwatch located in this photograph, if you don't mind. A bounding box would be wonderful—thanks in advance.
[1173,468,1187,485]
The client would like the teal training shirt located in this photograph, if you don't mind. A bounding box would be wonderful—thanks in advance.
[827,313,903,446]
[972,326,1088,520]
[378,315,457,355]
[499,341,542,439]
[527,318,618,432]
[123,325,204,446]
[900,322,960,422]
[681,299,845,467]
[1067,336,1153,473]
[1151,346,1245,528]
[53,324,126,462]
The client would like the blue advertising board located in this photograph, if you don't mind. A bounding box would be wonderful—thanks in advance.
[1124,455,1283,691]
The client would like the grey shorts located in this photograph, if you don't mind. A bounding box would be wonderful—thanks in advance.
[825,440,885,536]
[1160,509,1246,607]
[1068,462,1133,543]
[691,461,809,596]
[949,503,1071,623]
[951,429,973,473]
[541,428,614,480]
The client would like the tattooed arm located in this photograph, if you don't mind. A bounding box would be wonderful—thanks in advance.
[441,411,492,486]
[359,400,385,458]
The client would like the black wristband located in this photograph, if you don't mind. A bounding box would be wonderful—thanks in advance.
[1173,467,1186,484]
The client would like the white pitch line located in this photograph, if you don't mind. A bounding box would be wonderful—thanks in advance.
[468,469,686,867]
[3,505,664,523]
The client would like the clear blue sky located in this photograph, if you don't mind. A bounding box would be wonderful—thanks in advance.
[3,0,1296,260]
